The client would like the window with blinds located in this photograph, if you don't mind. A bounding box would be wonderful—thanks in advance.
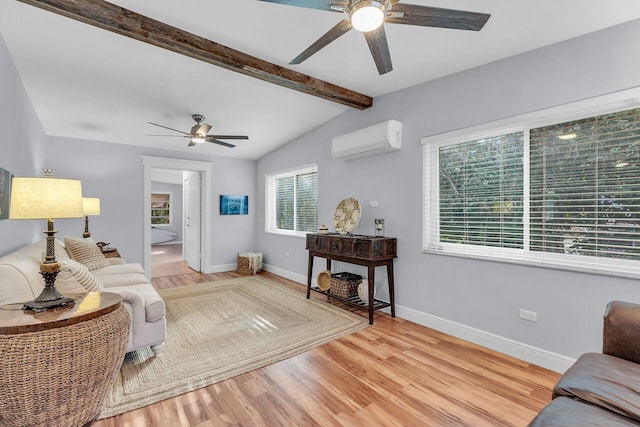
[438,133,524,249]
[266,163,318,236]
[423,105,640,278]
[530,109,640,262]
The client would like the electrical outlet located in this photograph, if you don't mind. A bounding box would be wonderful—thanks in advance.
[370,201,379,207]
[519,309,537,322]
[284,251,290,257]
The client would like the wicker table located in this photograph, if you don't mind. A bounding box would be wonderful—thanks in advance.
[0,292,130,427]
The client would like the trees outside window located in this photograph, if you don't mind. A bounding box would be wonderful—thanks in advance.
[151,192,171,225]
[424,106,640,277]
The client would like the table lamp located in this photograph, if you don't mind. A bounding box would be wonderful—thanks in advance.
[82,197,100,238]
[9,176,84,311]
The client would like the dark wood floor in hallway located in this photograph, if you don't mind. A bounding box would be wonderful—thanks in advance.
[94,248,559,426]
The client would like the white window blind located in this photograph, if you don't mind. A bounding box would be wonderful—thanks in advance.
[266,163,318,236]
[438,132,524,250]
[423,104,640,278]
[530,109,640,266]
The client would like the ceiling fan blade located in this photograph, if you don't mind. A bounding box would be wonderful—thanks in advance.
[290,19,352,65]
[147,122,191,135]
[364,25,393,75]
[191,123,212,136]
[386,4,490,31]
[208,135,249,140]
[146,134,184,137]
[257,0,339,12]
[209,140,236,148]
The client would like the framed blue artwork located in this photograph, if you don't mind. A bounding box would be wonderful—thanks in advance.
[0,167,11,220]
[220,195,248,215]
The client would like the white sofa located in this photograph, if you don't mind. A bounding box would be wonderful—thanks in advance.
[0,239,166,356]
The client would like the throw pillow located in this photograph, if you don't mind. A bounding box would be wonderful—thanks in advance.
[57,258,103,293]
[64,237,110,271]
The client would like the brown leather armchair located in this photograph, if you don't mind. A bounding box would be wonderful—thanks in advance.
[529,301,640,426]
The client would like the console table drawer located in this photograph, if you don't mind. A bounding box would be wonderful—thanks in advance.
[306,234,396,260]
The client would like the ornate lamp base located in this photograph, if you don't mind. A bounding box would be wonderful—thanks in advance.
[22,264,75,313]
[23,297,75,312]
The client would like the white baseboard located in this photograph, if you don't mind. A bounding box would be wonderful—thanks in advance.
[204,263,237,274]
[238,264,575,373]
[262,263,306,284]
[396,305,575,373]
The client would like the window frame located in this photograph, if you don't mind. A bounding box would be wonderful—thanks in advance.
[151,191,172,226]
[422,88,640,278]
[265,162,318,238]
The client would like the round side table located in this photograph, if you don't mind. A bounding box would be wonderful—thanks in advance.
[0,292,130,427]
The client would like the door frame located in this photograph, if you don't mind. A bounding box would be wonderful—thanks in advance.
[142,155,213,278]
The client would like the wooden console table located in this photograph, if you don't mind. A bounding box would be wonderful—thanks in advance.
[306,233,397,325]
[0,293,130,427]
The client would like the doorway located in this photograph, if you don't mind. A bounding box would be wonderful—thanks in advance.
[149,169,200,278]
[142,156,213,278]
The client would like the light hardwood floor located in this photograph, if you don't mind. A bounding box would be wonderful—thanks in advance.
[94,245,558,426]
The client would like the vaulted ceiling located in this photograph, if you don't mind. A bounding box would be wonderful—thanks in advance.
[2,1,640,159]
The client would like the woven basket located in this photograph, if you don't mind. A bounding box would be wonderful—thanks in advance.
[0,306,130,427]
[238,252,262,275]
[329,272,362,298]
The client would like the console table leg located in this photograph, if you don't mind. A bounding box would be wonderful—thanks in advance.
[387,261,395,318]
[368,265,375,325]
[306,254,314,299]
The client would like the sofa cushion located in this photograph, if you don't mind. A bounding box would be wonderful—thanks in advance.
[528,396,639,427]
[106,283,165,322]
[57,258,103,293]
[93,263,145,276]
[99,273,149,288]
[553,352,640,422]
[64,237,110,271]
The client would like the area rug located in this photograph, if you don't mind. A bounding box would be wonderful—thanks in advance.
[99,276,368,419]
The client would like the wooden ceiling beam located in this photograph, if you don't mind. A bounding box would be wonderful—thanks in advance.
[18,0,373,110]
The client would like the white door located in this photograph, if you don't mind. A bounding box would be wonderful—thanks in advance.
[183,171,201,271]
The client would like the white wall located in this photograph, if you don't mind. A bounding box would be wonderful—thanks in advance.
[256,19,640,368]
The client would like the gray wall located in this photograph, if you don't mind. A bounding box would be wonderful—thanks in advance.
[44,137,257,268]
[151,181,183,243]
[256,19,640,360]
[0,33,46,252]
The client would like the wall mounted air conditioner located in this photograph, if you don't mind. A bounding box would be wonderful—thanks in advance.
[332,120,402,160]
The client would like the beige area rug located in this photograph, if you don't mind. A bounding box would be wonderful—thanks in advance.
[99,276,368,419]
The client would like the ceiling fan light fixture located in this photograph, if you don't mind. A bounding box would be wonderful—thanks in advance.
[191,136,205,144]
[350,1,386,32]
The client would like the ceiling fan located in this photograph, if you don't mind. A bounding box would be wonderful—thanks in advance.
[258,0,491,75]
[147,114,249,148]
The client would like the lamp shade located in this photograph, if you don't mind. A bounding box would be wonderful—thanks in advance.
[9,177,84,220]
[82,197,101,216]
